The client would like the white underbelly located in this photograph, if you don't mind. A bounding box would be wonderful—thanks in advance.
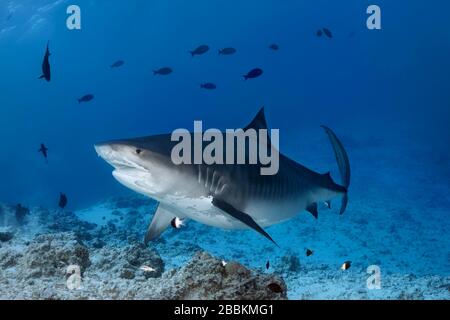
[112,168,305,230]
[160,194,305,230]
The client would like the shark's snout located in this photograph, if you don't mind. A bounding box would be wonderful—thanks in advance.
[95,143,128,168]
[95,143,113,160]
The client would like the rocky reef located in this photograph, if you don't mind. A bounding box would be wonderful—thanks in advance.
[0,233,286,300]
[0,197,287,300]
[153,252,286,300]
[0,195,448,300]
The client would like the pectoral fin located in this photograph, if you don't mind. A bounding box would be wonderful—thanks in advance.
[144,204,177,244]
[212,198,278,246]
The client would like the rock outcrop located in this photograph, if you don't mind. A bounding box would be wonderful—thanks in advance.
[153,252,287,300]
[21,232,90,278]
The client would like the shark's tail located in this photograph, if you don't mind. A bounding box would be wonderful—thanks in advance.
[321,125,351,215]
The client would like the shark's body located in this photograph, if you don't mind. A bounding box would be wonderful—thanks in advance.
[95,108,350,244]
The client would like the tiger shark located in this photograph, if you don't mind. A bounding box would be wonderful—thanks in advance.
[95,108,350,245]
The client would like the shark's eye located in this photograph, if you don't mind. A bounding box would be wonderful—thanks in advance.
[136,149,142,155]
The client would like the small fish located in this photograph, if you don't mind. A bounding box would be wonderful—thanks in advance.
[266,261,270,270]
[221,260,227,267]
[218,47,236,55]
[306,249,313,257]
[39,41,51,82]
[243,68,263,80]
[200,83,216,90]
[171,217,184,229]
[59,193,68,209]
[153,67,173,76]
[140,265,157,273]
[110,60,125,68]
[316,29,323,37]
[324,201,331,209]
[78,94,95,104]
[269,44,279,51]
[341,261,351,270]
[190,45,210,57]
[6,13,13,21]
[38,143,48,163]
[323,28,333,38]
[267,283,283,293]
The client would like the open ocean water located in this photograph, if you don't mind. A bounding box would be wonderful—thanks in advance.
[0,0,449,300]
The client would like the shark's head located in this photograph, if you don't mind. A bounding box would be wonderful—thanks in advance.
[95,135,181,199]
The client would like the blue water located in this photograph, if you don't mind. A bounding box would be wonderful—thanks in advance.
[1,0,449,284]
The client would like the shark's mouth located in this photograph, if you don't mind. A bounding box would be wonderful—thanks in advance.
[112,167,160,198]
[95,144,149,172]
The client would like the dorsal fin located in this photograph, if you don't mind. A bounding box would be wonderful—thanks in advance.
[244,107,271,146]
[244,107,268,131]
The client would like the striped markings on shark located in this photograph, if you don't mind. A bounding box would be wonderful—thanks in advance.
[95,108,350,246]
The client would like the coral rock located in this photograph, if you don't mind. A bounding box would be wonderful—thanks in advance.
[22,232,90,278]
[155,251,287,300]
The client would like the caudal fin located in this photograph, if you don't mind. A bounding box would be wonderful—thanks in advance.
[321,125,351,215]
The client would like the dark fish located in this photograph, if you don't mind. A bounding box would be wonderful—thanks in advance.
[39,41,51,82]
[323,28,333,38]
[341,261,351,270]
[316,29,323,37]
[110,60,125,68]
[266,261,270,270]
[306,249,313,257]
[267,283,283,293]
[153,67,173,76]
[15,204,30,224]
[218,47,236,55]
[243,68,263,80]
[78,94,94,103]
[171,217,184,229]
[269,44,279,51]
[38,143,48,163]
[200,83,216,90]
[59,193,68,209]
[190,45,210,57]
